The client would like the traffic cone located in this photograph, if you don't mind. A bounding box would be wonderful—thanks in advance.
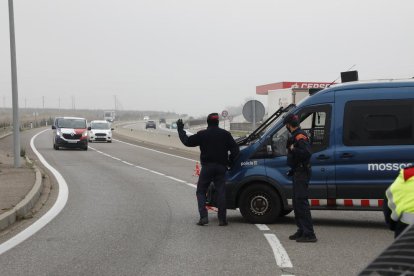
[193,162,201,177]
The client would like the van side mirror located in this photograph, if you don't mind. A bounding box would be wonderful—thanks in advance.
[265,137,274,156]
[87,127,91,130]
[251,137,274,159]
[52,125,56,129]
[266,145,273,155]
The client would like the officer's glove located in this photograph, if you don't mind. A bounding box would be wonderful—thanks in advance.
[176,119,184,131]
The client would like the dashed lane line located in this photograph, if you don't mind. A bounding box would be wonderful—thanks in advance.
[88,145,292,270]
[113,139,197,163]
[255,224,271,231]
[264,234,293,268]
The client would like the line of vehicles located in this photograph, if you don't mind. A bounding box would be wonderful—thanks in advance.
[52,118,113,150]
[51,114,174,150]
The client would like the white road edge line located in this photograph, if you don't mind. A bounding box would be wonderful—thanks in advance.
[255,224,270,231]
[89,146,290,269]
[0,129,69,255]
[264,234,293,268]
[113,139,197,162]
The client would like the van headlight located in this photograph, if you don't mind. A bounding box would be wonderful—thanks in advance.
[56,130,62,136]
[82,131,88,137]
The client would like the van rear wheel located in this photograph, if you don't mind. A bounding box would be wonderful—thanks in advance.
[239,184,281,224]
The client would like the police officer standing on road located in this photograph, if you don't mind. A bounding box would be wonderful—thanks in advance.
[176,113,239,226]
[383,165,414,238]
[284,114,317,243]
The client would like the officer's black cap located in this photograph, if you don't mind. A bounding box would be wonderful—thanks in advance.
[283,113,299,127]
[207,113,219,126]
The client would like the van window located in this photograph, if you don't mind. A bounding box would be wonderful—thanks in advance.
[270,105,331,155]
[299,108,330,152]
[343,100,414,146]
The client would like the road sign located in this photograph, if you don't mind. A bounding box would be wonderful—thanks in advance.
[221,110,228,118]
[228,115,233,122]
[242,100,265,123]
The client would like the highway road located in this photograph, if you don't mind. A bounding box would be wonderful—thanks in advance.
[0,128,393,275]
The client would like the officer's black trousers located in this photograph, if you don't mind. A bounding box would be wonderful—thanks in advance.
[196,163,227,222]
[293,168,315,237]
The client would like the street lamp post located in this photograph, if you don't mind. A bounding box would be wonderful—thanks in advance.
[8,0,21,168]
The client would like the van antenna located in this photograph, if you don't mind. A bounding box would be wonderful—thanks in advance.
[327,64,356,87]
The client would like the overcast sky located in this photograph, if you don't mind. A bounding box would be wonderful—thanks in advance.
[1,0,413,116]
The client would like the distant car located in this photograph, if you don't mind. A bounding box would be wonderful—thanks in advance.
[88,120,113,143]
[143,116,150,121]
[145,120,156,129]
[52,117,88,150]
[159,118,166,124]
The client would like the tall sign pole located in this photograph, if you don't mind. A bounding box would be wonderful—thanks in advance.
[8,0,21,167]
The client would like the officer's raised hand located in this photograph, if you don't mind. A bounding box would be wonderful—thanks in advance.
[176,119,184,132]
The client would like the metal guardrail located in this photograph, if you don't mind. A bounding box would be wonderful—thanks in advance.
[359,224,414,275]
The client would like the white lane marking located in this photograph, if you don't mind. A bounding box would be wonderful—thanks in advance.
[264,234,293,268]
[89,146,196,189]
[0,129,69,255]
[255,224,270,231]
[89,146,288,269]
[165,176,187,183]
[113,139,197,162]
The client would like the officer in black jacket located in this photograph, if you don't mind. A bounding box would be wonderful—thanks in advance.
[284,113,317,242]
[177,113,239,226]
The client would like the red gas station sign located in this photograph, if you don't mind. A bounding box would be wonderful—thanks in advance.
[256,81,333,95]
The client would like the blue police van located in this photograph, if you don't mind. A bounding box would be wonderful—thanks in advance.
[222,78,414,223]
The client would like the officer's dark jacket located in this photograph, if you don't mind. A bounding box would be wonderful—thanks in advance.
[178,125,240,166]
[286,128,312,169]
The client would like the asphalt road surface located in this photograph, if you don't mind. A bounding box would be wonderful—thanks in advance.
[0,129,393,275]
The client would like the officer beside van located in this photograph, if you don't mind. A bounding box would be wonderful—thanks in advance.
[383,165,414,238]
[176,114,239,226]
[283,114,317,243]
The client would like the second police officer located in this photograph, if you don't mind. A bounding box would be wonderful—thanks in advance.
[283,113,317,243]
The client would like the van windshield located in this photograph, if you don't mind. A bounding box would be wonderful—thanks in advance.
[58,119,87,129]
[237,104,296,145]
[91,122,110,129]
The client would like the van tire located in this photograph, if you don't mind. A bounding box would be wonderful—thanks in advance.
[83,146,88,151]
[53,144,59,150]
[239,184,281,224]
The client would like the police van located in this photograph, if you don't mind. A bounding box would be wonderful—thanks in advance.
[221,77,414,223]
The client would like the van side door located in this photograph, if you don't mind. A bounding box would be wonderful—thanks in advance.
[265,104,334,200]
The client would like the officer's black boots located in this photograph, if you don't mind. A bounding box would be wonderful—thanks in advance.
[218,220,228,226]
[289,232,303,240]
[296,235,317,243]
[196,217,209,226]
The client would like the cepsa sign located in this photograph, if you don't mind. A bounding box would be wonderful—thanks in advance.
[256,81,333,95]
[288,82,332,89]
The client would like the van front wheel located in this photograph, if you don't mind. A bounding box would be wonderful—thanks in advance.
[239,184,281,224]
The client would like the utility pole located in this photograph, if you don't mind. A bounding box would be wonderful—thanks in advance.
[42,96,45,112]
[114,95,117,111]
[58,97,61,113]
[25,97,26,109]
[8,0,21,167]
